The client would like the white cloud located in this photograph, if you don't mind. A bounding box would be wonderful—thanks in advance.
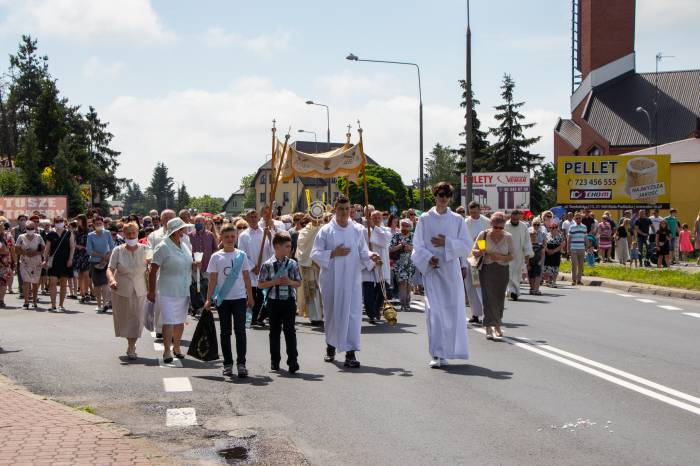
[82,56,124,80]
[314,71,395,100]
[0,0,174,42]
[104,77,465,198]
[202,27,291,54]
[637,0,700,28]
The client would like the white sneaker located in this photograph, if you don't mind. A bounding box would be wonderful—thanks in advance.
[429,358,442,369]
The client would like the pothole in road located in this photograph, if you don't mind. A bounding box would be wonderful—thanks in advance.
[218,446,249,462]
[182,437,256,465]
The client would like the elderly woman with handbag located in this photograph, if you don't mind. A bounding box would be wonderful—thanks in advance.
[106,222,151,360]
[148,218,194,363]
[472,212,514,340]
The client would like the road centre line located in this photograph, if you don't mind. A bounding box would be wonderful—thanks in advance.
[658,305,683,311]
[163,377,192,392]
[618,294,634,297]
[683,312,700,319]
[159,358,183,368]
[154,342,165,352]
[636,298,657,303]
[470,327,700,416]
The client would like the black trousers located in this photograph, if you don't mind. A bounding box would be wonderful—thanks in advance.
[267,298,298,365]
[362,281,385,320]
[218,298,247,366]
[637,235,651,263]
[251,286,267,323]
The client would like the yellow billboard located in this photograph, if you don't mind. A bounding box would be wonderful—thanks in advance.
[557,154,671,209]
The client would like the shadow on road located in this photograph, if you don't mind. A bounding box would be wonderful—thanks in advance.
[117,356,160,366]
[501,322,528,329]
[193,375,274,386]
[0,347,21,355]
[361,322,417,335]
[442,364,513,380]
[277,371,325,382]
[513,298,551,304]
[333,362,413,377]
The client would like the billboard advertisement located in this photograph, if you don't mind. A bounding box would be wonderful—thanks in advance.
[460,172,530,213]
[557,154,671,209]
[0,196,68,220]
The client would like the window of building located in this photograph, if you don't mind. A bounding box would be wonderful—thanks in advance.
[587,145,603,156]
[283,192,290,202]
[260,192,266,203]
[260,174,266,184]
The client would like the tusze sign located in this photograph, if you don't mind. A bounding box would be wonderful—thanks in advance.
[460,172,530,213]
[0,196,67,219]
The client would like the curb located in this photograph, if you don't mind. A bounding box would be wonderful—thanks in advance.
[558,273,700,301]
[0,373,175,465]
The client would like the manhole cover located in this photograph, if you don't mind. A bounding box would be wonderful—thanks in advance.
[218,446,249,462]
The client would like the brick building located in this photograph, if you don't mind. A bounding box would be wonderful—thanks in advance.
[553,0,700,161]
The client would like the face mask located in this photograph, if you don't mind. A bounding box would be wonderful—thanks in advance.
[194,223,204,231]
[55,222,65,229]
[26,229,35,237]
[95,226,104,232]
[144,221,152,227]
[125,238,138,247]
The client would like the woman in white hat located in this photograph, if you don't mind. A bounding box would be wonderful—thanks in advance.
[147,217,193,363]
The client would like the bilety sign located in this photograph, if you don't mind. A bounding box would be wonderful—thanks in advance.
[0,196,68,220]
[461,172,530,213]
[557,154,671,209]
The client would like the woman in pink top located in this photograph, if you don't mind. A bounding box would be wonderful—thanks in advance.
[597,216,613,262]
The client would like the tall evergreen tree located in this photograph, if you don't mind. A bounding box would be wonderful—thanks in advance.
[425,143,460,190]
[146,162,175,212]
[486,74,543,172]
[53,136,84,214]
[456,80,490,172]
[123,182,149,215]
[15,128,45,194]
[176,182,191,211]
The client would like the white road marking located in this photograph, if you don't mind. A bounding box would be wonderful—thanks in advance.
[166,407,197,427]
[471,327,700,416]
[163,377,192,392]
[158,358,183,368]
[683,312,700,319]
[150,331,156,338]
[658,305,683,311]
[154,342,165,352]
[636,298,657,303]
[617,294,634,297]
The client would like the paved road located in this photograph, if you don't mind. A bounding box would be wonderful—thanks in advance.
[1,283,699,465]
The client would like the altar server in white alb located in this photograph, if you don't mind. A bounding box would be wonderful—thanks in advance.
[462,201,491,324]
[504,209,533,301]
[362,209,393,324]
[412,182,471,368]
[311,195,379,368]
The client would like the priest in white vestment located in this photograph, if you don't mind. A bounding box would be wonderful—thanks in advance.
[311,196,379,368]
[296,220,323,324]
[362,210,392,324]
[504,209,533,300]
[463,201,491,324]
[238,209,276,325]
[412,183,471,368]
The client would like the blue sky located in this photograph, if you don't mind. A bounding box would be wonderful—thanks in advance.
[0,0,697,198]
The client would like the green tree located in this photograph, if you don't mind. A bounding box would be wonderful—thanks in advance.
[176,182,191,211]
[425,143,461,195]
[0,169,23,195]
[146,162,175,211]
[239,172,257,208]
[82,106,122,201]
[486,74,543,172]
[52,136,84,215]
[530,162,557,214]
[123,182,149,215]
[189,195,222,214]
[15,128,45,194]
[336,174,395,211]
[407,186,434,211]
[337,165,408,210]
[456,81,491,172]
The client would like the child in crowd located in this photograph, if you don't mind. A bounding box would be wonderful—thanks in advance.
[257,232,302,374]
[630,241,640,268]
[527,227,545,296]
[679,223,694,263]
[205,224,255,379]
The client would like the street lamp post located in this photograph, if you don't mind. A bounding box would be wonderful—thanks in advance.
[306,100,332,202]
[346,53,424,211]
[636,107,652,147]
[297,129,318,153]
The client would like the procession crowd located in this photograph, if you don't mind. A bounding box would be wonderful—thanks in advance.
[2,184,699,377]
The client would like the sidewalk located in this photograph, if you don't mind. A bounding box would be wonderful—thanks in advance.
[0,374,163,466]
[559,272,700,300]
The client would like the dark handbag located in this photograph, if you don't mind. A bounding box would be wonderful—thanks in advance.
[187,309,219,361]
[389,245,403,261]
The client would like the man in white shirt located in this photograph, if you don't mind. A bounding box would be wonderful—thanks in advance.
[238,208,276,326]
[362,210,392,324]
[463,201,490,324]
[505,209,533,301]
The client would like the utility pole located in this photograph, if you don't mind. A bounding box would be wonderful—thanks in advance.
[465,0,474,205]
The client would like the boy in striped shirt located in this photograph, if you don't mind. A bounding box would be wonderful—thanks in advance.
[567,212,589,286]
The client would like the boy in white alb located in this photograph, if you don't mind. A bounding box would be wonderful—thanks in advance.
[205,224,255,379]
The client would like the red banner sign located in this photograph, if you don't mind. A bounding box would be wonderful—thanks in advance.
[0,196,68,220]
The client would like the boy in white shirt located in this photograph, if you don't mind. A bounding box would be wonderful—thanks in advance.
[205,224,255,379]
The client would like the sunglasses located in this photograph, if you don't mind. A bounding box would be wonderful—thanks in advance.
[436,192,451,198]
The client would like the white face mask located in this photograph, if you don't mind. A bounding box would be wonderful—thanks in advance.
[95,225,104,232]
[55,222,65,229]
[125,238,138,247]
[26,229,35,237]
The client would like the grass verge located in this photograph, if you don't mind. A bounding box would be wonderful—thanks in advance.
[559,261,700,291]
[75,406,96,415]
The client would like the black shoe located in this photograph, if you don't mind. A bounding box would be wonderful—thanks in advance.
[368,318,376,324]
[163,356,173,364]
[271,361,280,371]
[324,345,336,363]
[237,364,248,378]
[155,332,163,339]
[22,302,30,309]
[510,292,518,301]
[174,352,185,359]
[344,351,360,368]
[468,316,481,324]
[288,362,300,374]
